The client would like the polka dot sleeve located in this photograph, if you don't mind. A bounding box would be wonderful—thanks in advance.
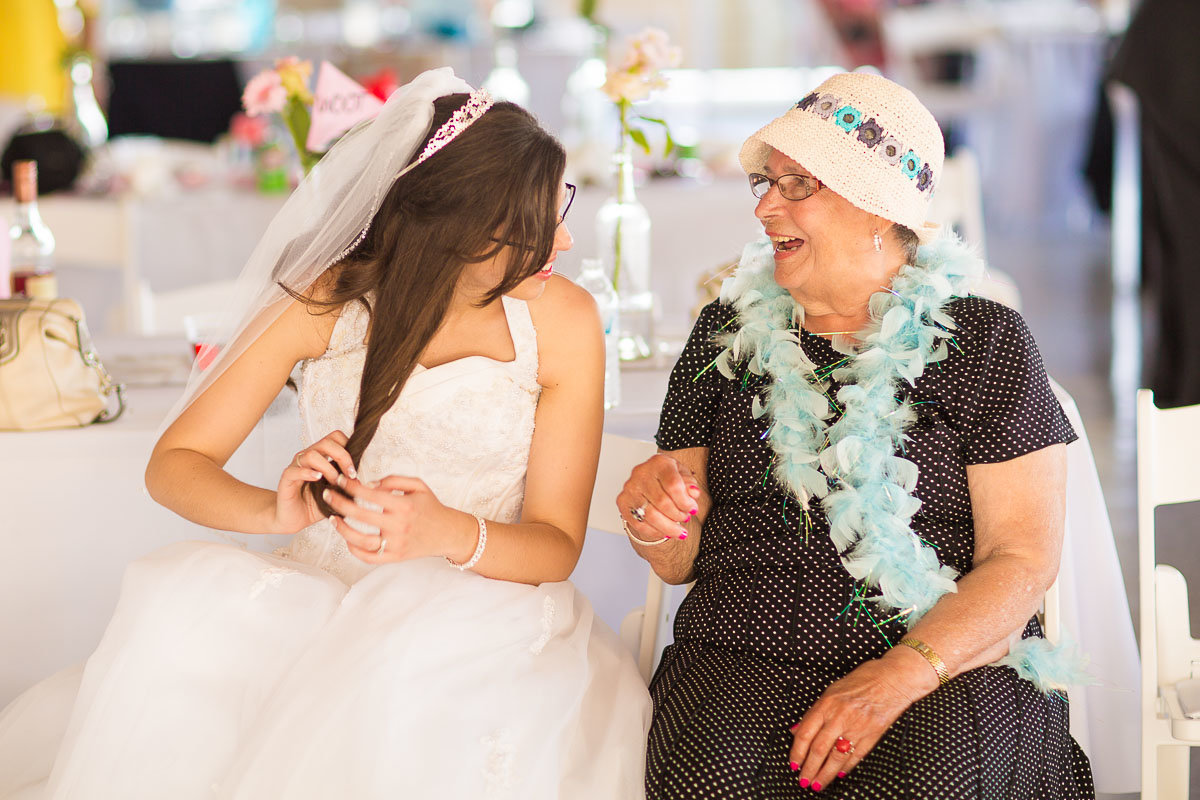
[655,300,731,451]
[956,298,1078,464]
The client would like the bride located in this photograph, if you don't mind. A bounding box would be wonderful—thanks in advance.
[0,69,651,798]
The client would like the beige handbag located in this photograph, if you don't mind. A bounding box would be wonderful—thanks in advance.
[0,297,125,431]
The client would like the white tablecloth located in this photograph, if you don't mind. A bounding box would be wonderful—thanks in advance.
[0,345,1138,792]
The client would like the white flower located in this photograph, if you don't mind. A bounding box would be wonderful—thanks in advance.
[602,70,651,103]
[626,28,682,74]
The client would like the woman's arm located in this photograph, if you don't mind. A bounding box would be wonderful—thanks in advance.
[145,296,340,534]
[619,448,708,585]
[331,276,607,585]
[789,443,1068,789]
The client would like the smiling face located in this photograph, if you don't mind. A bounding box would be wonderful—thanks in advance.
[754,148,895,313]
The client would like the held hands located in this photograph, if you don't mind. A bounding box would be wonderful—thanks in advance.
[787,653,936,791]
[273,430,357,534]
[616,454,702,543]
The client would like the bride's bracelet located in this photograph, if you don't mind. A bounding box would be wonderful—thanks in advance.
[447,514,487,571]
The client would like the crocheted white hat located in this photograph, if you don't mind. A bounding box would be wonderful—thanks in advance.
[739,71,944,243]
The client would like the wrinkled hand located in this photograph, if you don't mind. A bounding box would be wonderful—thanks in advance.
[323,475,464,564]
[788,657,925,791]
[273,430,356,534]
[615,454,701,543]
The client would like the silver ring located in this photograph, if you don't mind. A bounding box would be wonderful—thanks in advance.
[295,453,304,468]
[630,505,647,523]
[377,538,388,555]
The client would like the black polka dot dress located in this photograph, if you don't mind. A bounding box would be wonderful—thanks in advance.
[648,296,1095,799]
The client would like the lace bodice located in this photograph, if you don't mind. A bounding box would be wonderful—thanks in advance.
[279,295,541,584]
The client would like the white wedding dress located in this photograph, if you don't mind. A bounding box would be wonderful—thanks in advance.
[0,296,651,799]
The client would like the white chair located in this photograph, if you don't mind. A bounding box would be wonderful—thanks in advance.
[1137,388,1200,799]
[589,433,673,683]
[134,278,241,337]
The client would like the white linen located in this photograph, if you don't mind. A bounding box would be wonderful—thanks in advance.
[1052,379,1141,793]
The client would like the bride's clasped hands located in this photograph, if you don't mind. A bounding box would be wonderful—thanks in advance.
[324,473,478,565]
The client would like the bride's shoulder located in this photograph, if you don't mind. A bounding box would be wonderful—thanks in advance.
[526,274,603,386]
[271,269,353,360]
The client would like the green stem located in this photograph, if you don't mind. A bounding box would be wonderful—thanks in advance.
[612,100,629,293]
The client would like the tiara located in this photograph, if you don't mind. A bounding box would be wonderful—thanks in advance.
[408,88,495,171]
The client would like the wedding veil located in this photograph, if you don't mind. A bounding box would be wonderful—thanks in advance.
[160,68,475,432]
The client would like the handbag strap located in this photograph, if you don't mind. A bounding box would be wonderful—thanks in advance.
[67,315,126,425]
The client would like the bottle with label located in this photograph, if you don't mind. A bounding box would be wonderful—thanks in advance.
[575,257,621,409]
[10,160,57,300]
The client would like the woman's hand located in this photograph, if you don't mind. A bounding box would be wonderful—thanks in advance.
[788,655,934,791]
[324,475,472,564]
[616,453,702,542]
[272,430,357,534]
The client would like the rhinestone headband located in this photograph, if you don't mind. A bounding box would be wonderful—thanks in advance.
[408,88,495,172]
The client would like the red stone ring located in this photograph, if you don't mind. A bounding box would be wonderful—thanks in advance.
[834,736,855,755]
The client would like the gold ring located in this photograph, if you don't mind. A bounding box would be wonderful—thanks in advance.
[378,538,388,555]
[295,453,304,468]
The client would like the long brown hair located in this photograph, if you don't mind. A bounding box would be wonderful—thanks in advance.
[289,96,566,515]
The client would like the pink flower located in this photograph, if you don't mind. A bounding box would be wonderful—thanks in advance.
[229,112,268,146]
[242,70,286,116]
[605,28,682,103]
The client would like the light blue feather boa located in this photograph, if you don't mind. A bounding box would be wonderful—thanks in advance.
[712,234,1091,696]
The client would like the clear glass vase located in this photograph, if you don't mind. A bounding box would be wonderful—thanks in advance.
[595,142,654,360]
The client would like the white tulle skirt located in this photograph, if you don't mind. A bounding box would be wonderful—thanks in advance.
[0,542,651,799]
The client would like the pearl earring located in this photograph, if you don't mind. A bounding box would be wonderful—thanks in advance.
[873,230,882,252]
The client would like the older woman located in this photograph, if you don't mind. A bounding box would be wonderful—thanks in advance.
[619,72,1094,798]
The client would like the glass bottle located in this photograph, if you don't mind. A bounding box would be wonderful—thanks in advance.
[68,53,109,151]
[9,161,57,300]
[574,258,621,409]
[595,140,653,360]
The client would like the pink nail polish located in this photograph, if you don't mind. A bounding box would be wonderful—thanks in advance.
[789,723,800,732]
[789,761,799,771]
[678,531,688,540]
[837,771,846,779]
[799,778,809,788]
[688,484,699,491]
[812,781,823,792]
[689,508,698,516]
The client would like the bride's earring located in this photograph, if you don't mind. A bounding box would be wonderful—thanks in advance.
[873,230,882,252]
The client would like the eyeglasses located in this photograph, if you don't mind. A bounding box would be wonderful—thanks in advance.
[557,182,576,225]
[748,172,823,202]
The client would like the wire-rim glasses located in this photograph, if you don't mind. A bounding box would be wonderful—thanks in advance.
[748,172,822,201]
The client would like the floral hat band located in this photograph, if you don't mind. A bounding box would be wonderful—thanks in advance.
[795,91,935,194]
[738,72,945,243]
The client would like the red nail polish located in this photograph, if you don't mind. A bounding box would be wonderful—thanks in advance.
[789,761,799,771]
[799,778,809,789]
[812,782,823,792]
[837,771,846,779]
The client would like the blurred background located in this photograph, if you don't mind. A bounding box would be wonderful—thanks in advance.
[0,1,1180,797]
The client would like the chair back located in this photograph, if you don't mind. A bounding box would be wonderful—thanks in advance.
[135,279,240,337]
[589,433,669,683]
[1138,390,1200,685]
